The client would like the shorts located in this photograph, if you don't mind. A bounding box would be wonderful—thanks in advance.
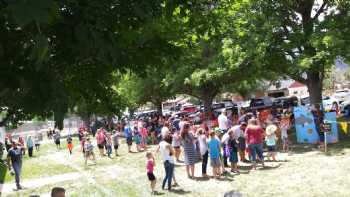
[114,145,119,150]
[229,150,238,163]
[267,145,276,152]
[55,140,60,145]
[85,151,94,157]
[238,137,246,150]
[126,137,133,146]
[97,144,104,149]
[210,157,221,167]
[147,172,156,181]
[282,137,289,145]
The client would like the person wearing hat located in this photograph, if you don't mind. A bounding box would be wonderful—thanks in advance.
[265,124,278,162]
[6,141,24,190]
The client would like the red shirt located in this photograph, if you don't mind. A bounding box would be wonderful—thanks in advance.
[245,126,264,145]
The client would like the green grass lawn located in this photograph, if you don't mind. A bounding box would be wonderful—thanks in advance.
[3,133,350,197]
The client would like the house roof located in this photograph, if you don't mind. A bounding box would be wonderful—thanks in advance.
[289,81,306,88]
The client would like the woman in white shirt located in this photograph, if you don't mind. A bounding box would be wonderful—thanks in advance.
[156,137,175,190]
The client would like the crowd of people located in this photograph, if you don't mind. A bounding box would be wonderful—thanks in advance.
[110,108,295,194]
[1,107,296,193]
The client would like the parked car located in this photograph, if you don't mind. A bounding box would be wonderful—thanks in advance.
[333,89,350,103]
[181,105,198,113]
[300,96,310,106]
[221,100,237,108]
[322,96,339,111]
[249,97,273,110]
[341,100,350,116]
[301,96,338,111]
[272,96,299,109]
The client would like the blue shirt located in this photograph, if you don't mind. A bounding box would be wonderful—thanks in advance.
[208,138,220,159]
[124,126,132,138]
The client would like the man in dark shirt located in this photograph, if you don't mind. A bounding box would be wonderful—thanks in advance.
[7,141,23,190]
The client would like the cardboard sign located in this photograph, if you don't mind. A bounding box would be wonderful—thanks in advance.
[293,106,319,144]
[323,112,338,143]
[322,123,332,133]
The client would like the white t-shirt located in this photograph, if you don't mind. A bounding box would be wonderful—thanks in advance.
[159,141,174,164]
[221,132,230,145]
[218,114,228,130]
[161,126,170,138]
[198,134,208,155]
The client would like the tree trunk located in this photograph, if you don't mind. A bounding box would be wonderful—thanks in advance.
[203,96,213,120]
[307,72,323,106]
[155,101,163,116]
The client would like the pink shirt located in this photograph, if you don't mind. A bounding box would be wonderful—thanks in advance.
[140,128,148,138]
[146,159,154,173]
[245,126,264,145]
[96,131,106,144]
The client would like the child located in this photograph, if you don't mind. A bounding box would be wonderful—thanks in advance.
[84,138,96,165]
[265,125,278,161]
[228,130,239,173]
[124,124,133,153]
[134,127,142,152]
[105,133,113,158]
[280,117,290,152]
[146,152,156,194]
[198,128,208,177]
[67,135,73,155]
[139,122,148,150]
[208,131,221,178]
[112,130,119,156]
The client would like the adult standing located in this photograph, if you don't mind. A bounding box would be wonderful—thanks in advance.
[53,131,61,149]
[112,130,119,156]
[218,109,229,167]
[198,128,208,177]
[96,128,106,156]
[245,119,265,170]
[157,136,175,191]
[181,123,197,179]
[26,136,34,157]
[7,141,24,190]
[124,124,133,153]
